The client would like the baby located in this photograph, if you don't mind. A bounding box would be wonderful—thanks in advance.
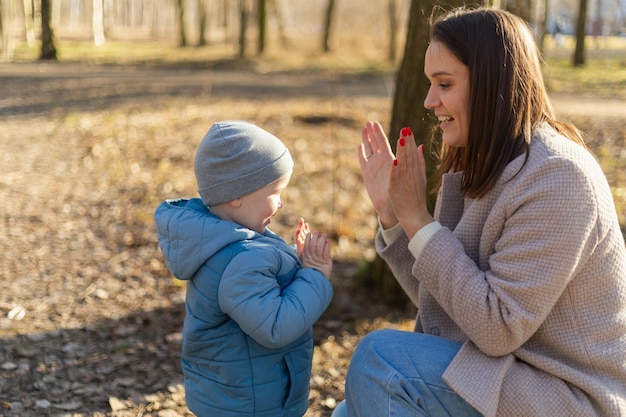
[154,120,333,417]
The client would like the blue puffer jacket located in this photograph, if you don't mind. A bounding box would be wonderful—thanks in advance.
[154,198,333,417]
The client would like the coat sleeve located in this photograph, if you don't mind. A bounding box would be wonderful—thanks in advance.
[375,231,422,307]
[217,248,333,349]
[414,155,602,356]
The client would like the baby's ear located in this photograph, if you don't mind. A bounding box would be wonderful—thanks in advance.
[227,198,242,208]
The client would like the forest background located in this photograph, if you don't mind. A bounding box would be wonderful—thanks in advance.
[0,1,625,416]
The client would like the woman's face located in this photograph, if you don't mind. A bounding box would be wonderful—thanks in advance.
[423,40,470,148]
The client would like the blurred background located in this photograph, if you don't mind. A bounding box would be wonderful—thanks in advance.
[1,0,625,61]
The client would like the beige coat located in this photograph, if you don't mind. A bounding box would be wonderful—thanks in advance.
[377,124,626,417]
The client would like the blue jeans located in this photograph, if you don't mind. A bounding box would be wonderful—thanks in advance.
[331,329,483,417]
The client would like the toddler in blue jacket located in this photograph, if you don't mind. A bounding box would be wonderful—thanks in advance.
[154,120,333,417]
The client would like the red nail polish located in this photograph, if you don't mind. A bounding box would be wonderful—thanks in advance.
[402,127,412,137]
[393,159,398,166]
[399,138,405,147]
[421,144,425,154]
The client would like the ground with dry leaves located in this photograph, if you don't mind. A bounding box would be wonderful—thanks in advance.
[0,59,624,417]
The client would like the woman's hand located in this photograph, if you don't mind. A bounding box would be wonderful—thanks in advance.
[390,127,434,238]
[358,121,398,229]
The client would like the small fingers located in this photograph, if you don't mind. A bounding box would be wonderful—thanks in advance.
[322,235,331,259]
[316,233,328,257]
[304,232,330,259]
[309,232,322,256]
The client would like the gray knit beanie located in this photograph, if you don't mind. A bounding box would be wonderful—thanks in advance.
[194,120,294,207]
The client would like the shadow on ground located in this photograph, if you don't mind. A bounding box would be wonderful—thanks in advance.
[1,304,186,415]
[0,281,413,416]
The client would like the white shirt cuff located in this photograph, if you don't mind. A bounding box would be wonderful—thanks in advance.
[408,221,442,258]
[378,218,403,245]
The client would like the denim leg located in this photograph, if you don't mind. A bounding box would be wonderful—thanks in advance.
[343,329,483,417]
[330,400,347,417]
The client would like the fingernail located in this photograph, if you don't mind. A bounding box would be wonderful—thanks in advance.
[401,127,412,137]
[393,159,398,166]
[421,144,425,154]
[399,138,405,147]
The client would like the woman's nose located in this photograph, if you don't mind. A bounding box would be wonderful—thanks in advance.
[423,88,438,110]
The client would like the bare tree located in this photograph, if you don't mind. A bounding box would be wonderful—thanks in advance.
[23,0,36,47]
[388,0,398,61]
[270,0,288,47]
[2,0,20,60]
[321,0,336,52]
[362,0,465,304]
[258,0,266,54]
[176,0,187,47]
[93,0,105,46]
[389,1,443,193]
[537,0,550,52]
[573,0,588,65]
[0,3,3,56]
[239,0,250,58]
[40,0,57,60]
[198,0,208,46]
[504,0,532,23]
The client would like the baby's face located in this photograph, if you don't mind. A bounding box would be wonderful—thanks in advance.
[229,170,292,234]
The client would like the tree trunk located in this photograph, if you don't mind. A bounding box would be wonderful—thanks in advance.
[40,0,57,60]
[504,0,532,23]
[0,3,3,56]
[23,0,36,47]
[0,0,19,60]
[321,0,335,53]
[573,0,588,66]
[176,0,187,47]
[239,0,249,58]
[257,0,266,54]
[390,0,436,174]
[538,0,550,53]
[198,0,208,46]
[93,0,105,46]
[363,0,465,306]
[271,0,288,47]
[387,0,398,62]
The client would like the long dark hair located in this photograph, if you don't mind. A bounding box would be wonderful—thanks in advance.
[430,7,584,198]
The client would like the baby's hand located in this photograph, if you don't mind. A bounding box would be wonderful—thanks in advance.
[301,231,333,279]
[294,217,310,260]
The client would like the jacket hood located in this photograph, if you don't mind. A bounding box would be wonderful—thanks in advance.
[154,198,257,280]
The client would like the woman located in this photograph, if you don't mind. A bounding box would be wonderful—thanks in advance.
[332,7,626,417]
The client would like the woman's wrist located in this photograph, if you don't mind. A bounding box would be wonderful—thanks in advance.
[398,212,434,240]
[378,209,399,230]
[408,221,442,259]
